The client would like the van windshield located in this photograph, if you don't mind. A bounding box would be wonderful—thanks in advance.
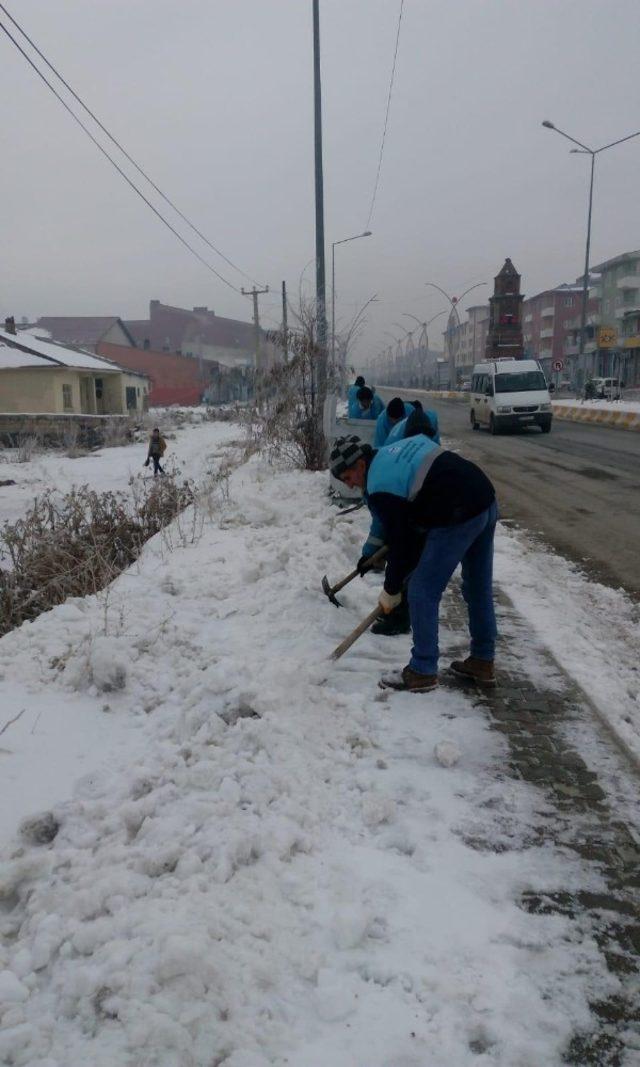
[495,371,547,393]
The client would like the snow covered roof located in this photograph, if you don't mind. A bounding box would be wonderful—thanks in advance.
[0,343,47,369]
[0,329,122,372]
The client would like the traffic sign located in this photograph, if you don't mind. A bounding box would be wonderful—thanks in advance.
[553,359,564,372]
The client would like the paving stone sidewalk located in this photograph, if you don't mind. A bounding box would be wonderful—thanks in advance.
[443,583,640,1066]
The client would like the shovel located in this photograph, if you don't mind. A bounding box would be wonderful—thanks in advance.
[330,605,382,661]
[321,545,387,608]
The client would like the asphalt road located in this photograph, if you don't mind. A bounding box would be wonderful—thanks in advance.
[395,393,640,598]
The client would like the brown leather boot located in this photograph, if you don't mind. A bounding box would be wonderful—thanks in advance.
[449,656,496,687]
[379,665,439,693]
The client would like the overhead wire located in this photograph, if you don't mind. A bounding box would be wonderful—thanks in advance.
[364,0,405,230]
[0,2,263,288]
[0,10,258,294]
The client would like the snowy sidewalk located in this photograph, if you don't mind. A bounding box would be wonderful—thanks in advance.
[0,451,638,1065]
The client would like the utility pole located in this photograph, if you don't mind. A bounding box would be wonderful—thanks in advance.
[242,284,269,369]
[281,280,288,362]
[242,285,269,404]
[312,0,328,418]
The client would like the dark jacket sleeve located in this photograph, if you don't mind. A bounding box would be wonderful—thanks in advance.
[367,492,413,595]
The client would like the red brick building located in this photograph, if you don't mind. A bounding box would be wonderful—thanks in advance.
[96,342,210,407]
[522,284,599,380]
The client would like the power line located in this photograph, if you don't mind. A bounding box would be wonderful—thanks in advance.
[0,16,245,294]
[0,2,263,288]
[364,0,404,230]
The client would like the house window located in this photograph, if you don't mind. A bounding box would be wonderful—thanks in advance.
[95,377,104,399]
[564,296,574,307]
[62,384,73,411]
[125,386,137,410]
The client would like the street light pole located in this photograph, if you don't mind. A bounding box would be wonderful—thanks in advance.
[403,309,448,386]
[331,230,372,377]
[425,282,487,387]
[312,0,328,412]
[542,120,640,385]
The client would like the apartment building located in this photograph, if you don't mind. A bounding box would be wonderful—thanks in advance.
[590,250,640,386]
[443,304,489,383]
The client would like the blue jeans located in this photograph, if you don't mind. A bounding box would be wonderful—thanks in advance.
[407,501,498,675]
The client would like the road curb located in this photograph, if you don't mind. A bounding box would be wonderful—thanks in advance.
[552,404,640,432]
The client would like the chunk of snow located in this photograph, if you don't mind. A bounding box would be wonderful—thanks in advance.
[89,637,127,692]
[434,740,462,767]
[0,969,29,1004]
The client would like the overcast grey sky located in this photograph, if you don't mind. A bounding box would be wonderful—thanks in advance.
[1,0,638,362]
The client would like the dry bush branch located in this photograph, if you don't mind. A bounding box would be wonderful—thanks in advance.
[0,475,195,637]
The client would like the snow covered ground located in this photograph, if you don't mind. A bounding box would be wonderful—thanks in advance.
[496,523,640,767]
[0,411,241,536]
[0,429,636,1065]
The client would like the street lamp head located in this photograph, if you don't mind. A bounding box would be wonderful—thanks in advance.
[362,230,372,237]
[542,120,555,129]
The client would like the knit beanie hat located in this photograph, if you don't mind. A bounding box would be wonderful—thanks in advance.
[386,396,405,421]
[355,375,365,387]
[329,435,371,478]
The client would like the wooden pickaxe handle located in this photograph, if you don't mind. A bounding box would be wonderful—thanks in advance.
[330,545,387,596]
[330,605,382,661]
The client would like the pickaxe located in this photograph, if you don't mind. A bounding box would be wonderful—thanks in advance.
[330,604,383,660]
[321,545,387,608]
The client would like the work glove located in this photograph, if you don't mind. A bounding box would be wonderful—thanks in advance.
[357,554,372,577]
[144,459,150,467]
[378,589,402,615]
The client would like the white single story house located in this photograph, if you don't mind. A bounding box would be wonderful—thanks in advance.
[0,328,149,416]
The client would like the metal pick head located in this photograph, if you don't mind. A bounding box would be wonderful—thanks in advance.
[321,575,342,608]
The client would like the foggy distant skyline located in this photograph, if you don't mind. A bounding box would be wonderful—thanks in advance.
[1,0,639,364]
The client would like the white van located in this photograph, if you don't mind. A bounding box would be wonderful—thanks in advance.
[469,358,553,434]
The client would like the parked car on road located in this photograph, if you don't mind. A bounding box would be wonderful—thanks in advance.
[590,377,623,400]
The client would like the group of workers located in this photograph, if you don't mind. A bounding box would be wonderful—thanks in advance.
[331,377,498,693]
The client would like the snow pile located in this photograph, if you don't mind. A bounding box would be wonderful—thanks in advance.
[0,448,615,1065]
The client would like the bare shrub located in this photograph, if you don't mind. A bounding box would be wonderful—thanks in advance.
[62,421,85,457]
[247,292,376,471]
[102,417,134,449]
[247,326,327,471]
[16,435,40,463]
[0,475,194,636]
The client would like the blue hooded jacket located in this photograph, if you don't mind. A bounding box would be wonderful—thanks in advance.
[347,383,361,418]
[373,402,415,448]
[351,393,384,420]
[386,408,440,445]
[363,435,495,593]
[360,435,440,560]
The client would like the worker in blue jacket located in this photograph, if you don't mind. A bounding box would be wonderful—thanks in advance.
[373,397,415,448]
[347,376,366,418]
[386,404,441,445]
[351,386,384,420]
[329,434,498,692]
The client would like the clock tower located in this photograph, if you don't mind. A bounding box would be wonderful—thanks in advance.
[485,258,524,359]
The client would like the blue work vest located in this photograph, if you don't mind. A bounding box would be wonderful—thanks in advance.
[367,435,442,502]
[373,403,414,448]
[347,384,361,418]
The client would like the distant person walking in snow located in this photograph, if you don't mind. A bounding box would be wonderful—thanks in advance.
[144,427,167,476]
